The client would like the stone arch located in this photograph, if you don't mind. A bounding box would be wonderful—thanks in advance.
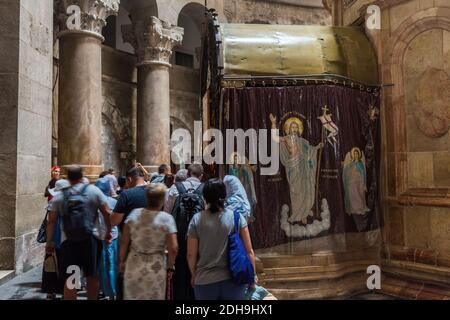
[101,98,133,173]
[175,2,208,69]
[157,0,225,26]
[171,116,191,135]
[383,7,450,194]
[102,98,132,144]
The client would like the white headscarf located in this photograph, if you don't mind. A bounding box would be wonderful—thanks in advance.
[223,175,251,220]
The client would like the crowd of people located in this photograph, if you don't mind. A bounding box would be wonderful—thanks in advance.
[40,163,258,300]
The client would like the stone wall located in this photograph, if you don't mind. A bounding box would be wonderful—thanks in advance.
[169,65,200,136]
[0,0,53,273]
[224,0,331,25]
[101,46,136,174]
[0,0,20,271]
[99,47,200,174]
[329,0,450,297]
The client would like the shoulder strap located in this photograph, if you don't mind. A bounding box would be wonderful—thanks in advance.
[80,183,90,195]
[194,183,204,196]
[175,182,187,195]
[233,210,240,234]
[62,186,71,200]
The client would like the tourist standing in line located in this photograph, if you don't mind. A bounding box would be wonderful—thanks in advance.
[175,169,188,183]
[164,169,188,207]
[164,173,175,188]
[164,164,204,213]
[46,166,112,300]
[111,167,148,228]
[95,178,119,300]
[41,178,69,300]
[223,175,252,223]
[150,164,171,184]
[105,168,119,198]
[119,183,178,300]
[111,166,149,299]
[44,166,61,203]
[166,165,205,300]
[187,178,256,300]
[117,176,127,196]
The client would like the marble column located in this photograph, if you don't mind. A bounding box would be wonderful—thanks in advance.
[122,17,183,173]
[56,0,119,179]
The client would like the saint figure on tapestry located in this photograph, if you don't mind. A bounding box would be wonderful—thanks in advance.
[229,152,258,216]
[270,113,323,224]
[342,147,370,215]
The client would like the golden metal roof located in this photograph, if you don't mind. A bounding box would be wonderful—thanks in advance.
[220,24,379,86]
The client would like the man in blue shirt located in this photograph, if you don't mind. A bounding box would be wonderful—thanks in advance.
[111,167,148,228]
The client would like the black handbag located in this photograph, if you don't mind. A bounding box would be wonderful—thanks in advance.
[36,211,48,243]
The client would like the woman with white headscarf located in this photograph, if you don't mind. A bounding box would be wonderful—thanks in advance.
[223,175,252,223]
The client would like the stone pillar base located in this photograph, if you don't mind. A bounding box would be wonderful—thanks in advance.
[61,164,103,182]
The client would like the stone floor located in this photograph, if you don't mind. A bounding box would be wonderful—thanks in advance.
[346,292,398,300]
[0,265,398,300]
[0,266,54,300]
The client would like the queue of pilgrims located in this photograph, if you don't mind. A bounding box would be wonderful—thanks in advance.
[40,163,272,300]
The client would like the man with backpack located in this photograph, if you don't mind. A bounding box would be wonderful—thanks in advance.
[164,164,204,300]
[45,166,113,300]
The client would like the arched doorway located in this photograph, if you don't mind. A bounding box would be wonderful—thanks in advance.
[174,3,207,69]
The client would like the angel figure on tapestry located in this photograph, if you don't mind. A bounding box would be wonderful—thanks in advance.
[229,152,257,215]
[342,147,370,215]
[269,113,323,225]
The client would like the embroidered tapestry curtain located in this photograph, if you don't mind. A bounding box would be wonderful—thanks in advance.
[221,85,382,250]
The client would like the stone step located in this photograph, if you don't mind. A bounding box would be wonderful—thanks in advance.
[267,274,369,300]
[258,248,380,269]
[381,275,450,300]
[262,270,368,289]
[0,270,15,286]
[262,260,375,277]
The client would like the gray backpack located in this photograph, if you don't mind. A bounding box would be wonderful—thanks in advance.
[61,184,94,242]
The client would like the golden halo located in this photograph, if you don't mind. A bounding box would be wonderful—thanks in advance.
[283,117,304,135]
[350,147,362,160]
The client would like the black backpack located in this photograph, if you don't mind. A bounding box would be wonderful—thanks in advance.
[171,182,204,251]
[61,184,94,242]
[171,182,204,300]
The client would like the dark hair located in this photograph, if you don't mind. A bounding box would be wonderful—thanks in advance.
[118,176,127,188]
[99,171,109,178]
[188,164,204,179]
[126,166,144,178]
[202,178,226,213]
[108,168,115,174]
[158,164,169,174]
[164,173,174,188]
[67,166,83,182]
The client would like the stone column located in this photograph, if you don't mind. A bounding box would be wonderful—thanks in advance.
[56,0,119,179]
[122,17,183,173]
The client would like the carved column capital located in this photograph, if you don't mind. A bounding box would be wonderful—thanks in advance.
[122,16,184,67]
[56,0,120,41]
[322,0,333,13]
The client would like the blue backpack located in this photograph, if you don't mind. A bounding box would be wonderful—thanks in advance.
[228,210,255,285]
